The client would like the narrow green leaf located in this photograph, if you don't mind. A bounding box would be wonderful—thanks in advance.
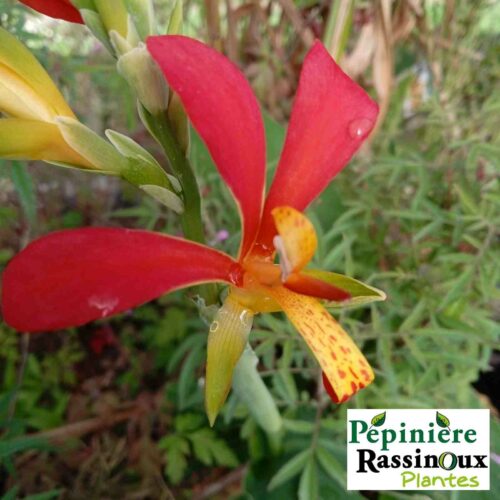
[282,419,315,434]
[316,446,347,489]
[268,449,310,491]
[10,161,36,224]
[298,457,319,500]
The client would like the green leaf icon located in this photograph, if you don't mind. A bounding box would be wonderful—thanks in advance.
[371,411,386,427]
[436,411,450,428]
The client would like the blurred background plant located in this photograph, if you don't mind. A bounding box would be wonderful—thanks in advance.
[0,0,499,498]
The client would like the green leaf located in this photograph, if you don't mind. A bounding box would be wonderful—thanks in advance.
[174,413,205,433]
[189,428,238,467]
[298,457,319,500]
[268,449,310,491]
[232,346,283,434]
[282,419,315,434]
[302,269,386,309]
[436,411,450,428]
[158,435,189,485]
[1,486,19,500]
[10,161,36,224]
[315,446,347,489]
[371,411,386,427]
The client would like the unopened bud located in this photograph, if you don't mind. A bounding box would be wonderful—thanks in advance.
[124,0,155,38]
[55,116,126,174]
[117,44,169,114]
[93,0,129,39]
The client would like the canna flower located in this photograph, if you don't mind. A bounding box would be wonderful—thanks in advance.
[1,36,385,424]
[18,0,83,24]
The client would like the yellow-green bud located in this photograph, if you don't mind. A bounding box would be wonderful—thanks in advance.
[117,44,169,115]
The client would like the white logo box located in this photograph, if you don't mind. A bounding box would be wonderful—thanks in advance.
[347,409,490,491]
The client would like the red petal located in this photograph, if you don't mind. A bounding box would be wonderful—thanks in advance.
[19,0,84,23]
[255,41,379,253]
[1,228,241,332]
[322,372,350,404]
[284,273,351,302]
[147,36,266,258]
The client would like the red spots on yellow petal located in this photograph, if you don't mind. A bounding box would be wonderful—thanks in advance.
[266,286,375,404]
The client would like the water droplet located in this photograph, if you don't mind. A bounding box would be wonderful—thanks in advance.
[348,118,374,140]
[209,321,219,333]
[239,309,253,328]
[88,295,119,317]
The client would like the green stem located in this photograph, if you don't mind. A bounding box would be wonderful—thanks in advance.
[151,114,204,243]
[146,110,218,304]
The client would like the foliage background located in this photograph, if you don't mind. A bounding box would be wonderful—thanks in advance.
[0,0,499,498]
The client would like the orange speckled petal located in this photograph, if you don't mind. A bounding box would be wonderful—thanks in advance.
[271,206,317,274]
[267,286,374,403]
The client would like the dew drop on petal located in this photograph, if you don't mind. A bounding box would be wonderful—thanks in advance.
[348,118,374,140]
[209,321,219,333]
[239,309,253,328]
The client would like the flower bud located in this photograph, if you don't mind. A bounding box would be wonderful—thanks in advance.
[117,44,169,114]
[93,0,129,39]
[123,0,155,38]
[55,117,127,174]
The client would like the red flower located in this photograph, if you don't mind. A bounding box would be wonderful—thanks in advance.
[19,0,84,24]
[1,36,382,414]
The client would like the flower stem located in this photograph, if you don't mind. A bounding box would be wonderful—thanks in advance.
[145,109,218,304]
[150,114,204,242]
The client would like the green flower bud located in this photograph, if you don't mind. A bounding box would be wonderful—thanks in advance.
[117,44,169,114]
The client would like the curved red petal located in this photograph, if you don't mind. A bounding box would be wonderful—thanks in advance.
[19,0,84,23]
[147,35,266,258]
[255,41,379,252]
[1,228,240,332]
